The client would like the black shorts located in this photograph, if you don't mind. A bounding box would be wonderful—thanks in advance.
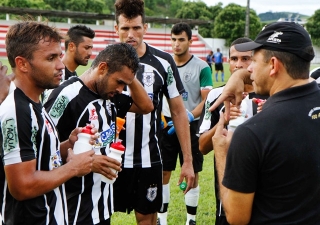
[160,119,203,173]
[113,165,163,215]
[215,63,223,71]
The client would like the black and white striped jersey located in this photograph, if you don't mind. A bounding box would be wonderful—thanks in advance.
[44,77,133,224]
[0,88,68,225]
[119,43,184,168]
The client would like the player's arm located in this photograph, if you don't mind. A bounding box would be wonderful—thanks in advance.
[4,149,94,201]
[209,69,251,118]
[213,112,254,224]
[0,61,11,104]
[128,77,154,114]
[168,96,195,192]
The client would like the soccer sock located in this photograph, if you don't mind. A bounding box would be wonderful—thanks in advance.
[221,72,224,81]
[158,183,170,225]
[185,185,200,224]
[215,73,218,81]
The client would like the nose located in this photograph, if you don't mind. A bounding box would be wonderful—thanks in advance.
[116,84,126,93]
[235,60,243,69]
[88,48,93,56]
[57,58,65,70]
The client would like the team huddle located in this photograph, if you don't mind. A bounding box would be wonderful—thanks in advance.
[1,0,320,225]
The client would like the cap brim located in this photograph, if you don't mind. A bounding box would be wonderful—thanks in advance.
[234,42,263,52]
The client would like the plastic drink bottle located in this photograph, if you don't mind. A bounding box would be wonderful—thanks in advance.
[73,125,93,154]
[101,141,125,184]
[228,96,249,132]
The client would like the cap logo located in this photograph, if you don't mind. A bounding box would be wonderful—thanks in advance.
[267,31,283,44]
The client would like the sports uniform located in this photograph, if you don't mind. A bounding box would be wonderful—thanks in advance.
[62,67,77,82]
[223,82,320,224]
[161,55,212,173]
[0,88,68,225]
[44,77,133,224]
[213,50,224,82]
[198,86,268,225]
[113,43,184,214]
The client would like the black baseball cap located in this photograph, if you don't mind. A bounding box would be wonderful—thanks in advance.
[235,22,314,62]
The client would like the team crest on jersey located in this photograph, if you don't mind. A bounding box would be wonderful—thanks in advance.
[143,72,155,86]
[49,95,69,119]
[2,118,18,153]
[167,66,174,85]
[98,122,116,147]
[51,150,63,168]
[146,186,157,202]
[89,108,98,121]
[183,72,192,82]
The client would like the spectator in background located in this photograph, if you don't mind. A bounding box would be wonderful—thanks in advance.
[158,22,213,225]
[62,25,95,81]
[214,48,224,82]
[206,50,214,72]
[113,0,195,224]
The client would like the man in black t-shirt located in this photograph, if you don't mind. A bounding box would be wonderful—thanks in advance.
[212,22,320,224]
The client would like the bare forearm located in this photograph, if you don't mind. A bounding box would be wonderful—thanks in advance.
[191,100,205,119]
[199,126,217,155]
[129,78,154,114]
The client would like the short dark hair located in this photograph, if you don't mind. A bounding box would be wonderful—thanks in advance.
[6,21,63,68]
[229,37,253,57]
[261,46,314,79]
[64,25,95,50]
[171,22,192,40]
[114,0,145,24]
[91,43,140,75]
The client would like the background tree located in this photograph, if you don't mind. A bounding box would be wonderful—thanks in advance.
[213,3,262,46]
[175,1,222,37]
[306,9,320,47]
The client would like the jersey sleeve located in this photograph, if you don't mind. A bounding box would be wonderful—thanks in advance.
[164,56,185,99]
[1,93,36,165]
[199,66,213,89]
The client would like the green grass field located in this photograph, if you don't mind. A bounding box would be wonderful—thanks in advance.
[1,56,320,224]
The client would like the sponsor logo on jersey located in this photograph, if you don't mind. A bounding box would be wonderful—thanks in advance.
[99,122,116,147]
[146,186,157,202]
[49,95,69,119]
[167,66,174,85]
[51,150,63,168]
[204,100,211,120]
[148,93,154,101]
[143,72,155,86]
[2,118,18,153]
[45,119,53,133]
[31,125,38,154]
[182,92,188,101]
[89,108,98,121]
[183,72,192,82]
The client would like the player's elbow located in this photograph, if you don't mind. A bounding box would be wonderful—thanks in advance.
[140,101,154,114]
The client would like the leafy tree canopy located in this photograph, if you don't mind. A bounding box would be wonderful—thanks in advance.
[306,9,320,46]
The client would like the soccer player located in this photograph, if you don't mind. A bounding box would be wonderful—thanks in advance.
[44,43,153,225]
[0,20,95,225]
[158,22,213,225]
[112,1,195,225]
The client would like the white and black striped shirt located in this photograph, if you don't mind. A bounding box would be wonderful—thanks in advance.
[119,43,184,168]
[44,77,132,224]
[0,88,68,225]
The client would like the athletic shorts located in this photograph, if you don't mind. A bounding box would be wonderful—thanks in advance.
[160,119,203,173]
[113,165,163,215]
[215,63,223,71]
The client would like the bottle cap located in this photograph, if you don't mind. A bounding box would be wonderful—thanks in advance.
[179,182,187,191]
[111,141,125,151]
[81,125,94,134]
[116,117,126,137]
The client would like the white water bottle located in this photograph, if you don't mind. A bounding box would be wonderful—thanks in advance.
[101,141,125,184]
[228,96,249,132]
[73,126,93,154]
